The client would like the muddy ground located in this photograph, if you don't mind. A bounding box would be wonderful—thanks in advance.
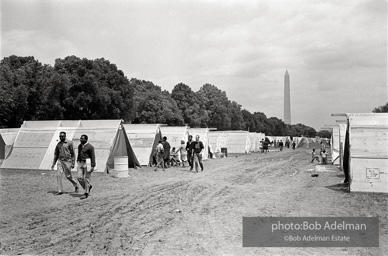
[0,147,387,255]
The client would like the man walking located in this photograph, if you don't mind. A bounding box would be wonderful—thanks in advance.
[161,136,171,168]
[186,135,194,170]
[77,135,96,199]
[154,140,165,171]
[51,132,79,195]
[279,140,284,151]
[192,135,204,173]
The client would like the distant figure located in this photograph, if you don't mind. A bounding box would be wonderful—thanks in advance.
[186,135,194,170]
[263,139,269,154]
[170,147,179,166]
[285,139,290,148]
[320,141,326,151]
[292,141,296,150]
[321,149,328,165]
[154,140,165,171]
[162,136,171,168]
[260,139,265,153]
[311,148,320,163]
[279,140,284,151]
[77,134,96,200]
[179,140,188,167]
[192,135,204,172]
[51,131,79,195]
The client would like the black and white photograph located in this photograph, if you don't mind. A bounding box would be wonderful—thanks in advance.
[0,0,387,255]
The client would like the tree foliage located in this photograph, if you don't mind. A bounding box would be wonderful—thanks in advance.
[1,55,318,137]
[0,55,135,127]
[131,79,184,125]
[317,130,332,139]
[372,102,388,113]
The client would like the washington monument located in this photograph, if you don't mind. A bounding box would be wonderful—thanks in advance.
[284,70,291,124]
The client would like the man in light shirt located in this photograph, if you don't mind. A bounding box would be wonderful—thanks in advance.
[51,132,79,195]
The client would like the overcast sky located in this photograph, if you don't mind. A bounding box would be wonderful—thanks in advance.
[1,0,387,130]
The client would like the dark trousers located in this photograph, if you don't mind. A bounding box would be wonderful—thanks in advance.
[188,151,193,168]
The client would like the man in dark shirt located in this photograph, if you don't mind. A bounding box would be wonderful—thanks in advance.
[279,140,284,151]
[191,135,204,173]
[186,135,194,170]
[51,131,79,195]
[77,134,96,199]
[162,136,171,168]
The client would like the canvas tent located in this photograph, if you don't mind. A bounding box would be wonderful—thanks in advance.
[2,120,140,172]
[72,120,140,172]
[106,125,140,171]
[188,128,209,160]
[338,124,347,169]
[0,128,19,160]
[297,137,309,148]
[1,121,60,169]
[209,131,228,153]
[343,113,388,193]
[248,133,257,152]
[225,131,250,154]
[331,126,340,165]
[123,124,161,166]
[160,126,189,153]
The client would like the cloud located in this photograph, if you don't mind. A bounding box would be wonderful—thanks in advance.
[1,0,386,130]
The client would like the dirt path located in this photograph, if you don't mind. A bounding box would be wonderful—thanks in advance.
[0,148,387,255]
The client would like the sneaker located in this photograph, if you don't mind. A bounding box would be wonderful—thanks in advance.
[75,187,79,193]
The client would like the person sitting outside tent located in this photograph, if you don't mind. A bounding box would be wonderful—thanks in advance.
[320,149,328,165]
[179,140,188,167]
[170,147,180,167]
[311,148,320,163]
[154,140,165,171]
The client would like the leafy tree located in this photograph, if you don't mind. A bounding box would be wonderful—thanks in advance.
[229,101,244,130]
[317,130,332,139]
[171,83,208,127]
[197,84,231,130]
[290,123,316,137]
[0,56,52,127]
[131,79,184,125]
[253,112,271,134]
[268,117,287,135]
[54,56,135,121]
[373,102,388,113]
[241,109,256,131]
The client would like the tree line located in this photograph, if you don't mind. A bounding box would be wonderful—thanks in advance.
[5,55,385,138]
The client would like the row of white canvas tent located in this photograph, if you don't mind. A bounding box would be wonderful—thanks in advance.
[329,113,388,193]
[0,121,271,172]
[208,131,266,154]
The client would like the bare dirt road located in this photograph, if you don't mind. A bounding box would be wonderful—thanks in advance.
[0,148,387,255]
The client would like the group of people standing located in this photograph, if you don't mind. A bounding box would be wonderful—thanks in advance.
[51,132,96,199]
[311,142,329,165]
[154,135,204,173]
[259,138,296,153]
